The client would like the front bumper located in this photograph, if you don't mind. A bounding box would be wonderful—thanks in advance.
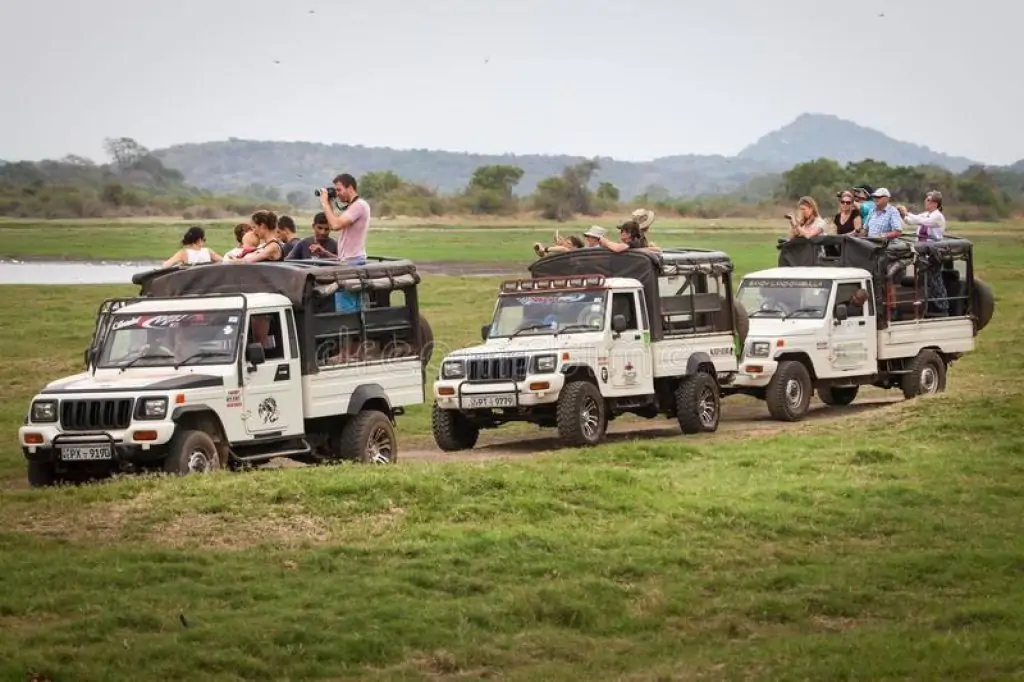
[18,422,178,463]
[434,373,566,410]
[732,358,779,388]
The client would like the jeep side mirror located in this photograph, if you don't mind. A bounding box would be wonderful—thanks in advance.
[245,342,266,368]
[834,304,849,323]
[481,324,490,341]
[611,314,628,334]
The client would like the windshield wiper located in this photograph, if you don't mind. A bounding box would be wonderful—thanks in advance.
[510,323,554,338]
[782,308,822,320]
[118,351,175,373]
[749,307,785,317]
[556,324,599,334]
[174,351,233,369]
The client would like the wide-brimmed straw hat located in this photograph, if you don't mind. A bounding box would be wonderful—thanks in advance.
[631,208,656,231]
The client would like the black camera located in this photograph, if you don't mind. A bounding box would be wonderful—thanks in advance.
[314,187,338,199]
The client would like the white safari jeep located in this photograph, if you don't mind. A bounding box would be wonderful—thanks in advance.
[432,248,749,449]
[731,235,994,420]
[18,258,434,487]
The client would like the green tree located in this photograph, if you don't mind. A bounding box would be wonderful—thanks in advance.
[468,165,524,197]
[596,182,620,202]
[359,171,403,199]
[533,176,575,221]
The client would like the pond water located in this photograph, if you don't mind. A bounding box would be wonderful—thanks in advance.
[0,260,160,285]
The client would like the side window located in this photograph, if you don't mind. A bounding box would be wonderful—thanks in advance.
[248,312,285,361]
[285,309,299,360]
[636,291,649,330]
[611,292,638,330]
[835,282,865,317]
[861,280,874,316]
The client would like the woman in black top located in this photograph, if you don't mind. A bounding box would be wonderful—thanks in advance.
[833,190,862,235]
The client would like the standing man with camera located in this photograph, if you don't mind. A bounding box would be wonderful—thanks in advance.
[317,173,370,266]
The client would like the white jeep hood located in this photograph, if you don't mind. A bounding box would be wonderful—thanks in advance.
[746,318,825,338]
[40,367,228,394]
[447,333,605,358]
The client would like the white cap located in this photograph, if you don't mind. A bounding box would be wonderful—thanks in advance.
[584,225,606,239]
[871,187,891,198]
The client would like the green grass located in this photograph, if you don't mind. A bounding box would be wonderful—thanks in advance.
[3,217,1021,264]
[0,229,1022,680]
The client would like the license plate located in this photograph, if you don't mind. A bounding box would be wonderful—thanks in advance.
[59,445,113,461]
[463,394,515,409]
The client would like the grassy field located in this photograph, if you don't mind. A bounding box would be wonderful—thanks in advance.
[0,225,1022,680]
[2,216,1021,265]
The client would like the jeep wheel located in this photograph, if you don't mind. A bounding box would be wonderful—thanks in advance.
[766,360,812,421]
[27,460,58,488]
[818,386,859,406]
[164,429,221,475]
[901,350,946,400]
[341,410,397,464]
[431,403,479,451]
[556,381,606,447]
[675,373,720,434]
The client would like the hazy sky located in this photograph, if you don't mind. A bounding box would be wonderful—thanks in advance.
[1,0,1019,164]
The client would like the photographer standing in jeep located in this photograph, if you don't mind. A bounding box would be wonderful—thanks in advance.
[318,173,370,266]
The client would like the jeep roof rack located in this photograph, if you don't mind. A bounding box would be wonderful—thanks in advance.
[132,257,420,311]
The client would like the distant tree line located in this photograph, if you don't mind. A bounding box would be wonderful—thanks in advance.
[1,139,1022,222]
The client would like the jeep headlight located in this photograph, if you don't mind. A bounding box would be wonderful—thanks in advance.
[138,397,168,420]
[441,359,465,379]
[748,341,771,358]
[533,354,557,373]
[31,400,57,423]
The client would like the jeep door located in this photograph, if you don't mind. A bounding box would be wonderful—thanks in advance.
[242,310,304,436]
[606,290,655,396]
[826,280,877,376]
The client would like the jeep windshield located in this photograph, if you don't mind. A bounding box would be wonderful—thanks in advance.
[488,291,607,338]
[97,310,243,369]
[737,278,832,319]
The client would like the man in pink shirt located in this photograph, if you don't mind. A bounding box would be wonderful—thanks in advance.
[319,173,370,265]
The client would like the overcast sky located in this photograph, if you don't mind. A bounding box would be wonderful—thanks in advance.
[1,0,1019,165]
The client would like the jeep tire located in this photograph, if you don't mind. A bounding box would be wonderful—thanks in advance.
[818,386,859,406]
[341,410,397,463]
[27,459,58,488]
[675,373,721,434]
[164,429,221,475]
[901,350,946,400]
[766,360,812,421]
[556,381,606,447]
[431,403,480,451]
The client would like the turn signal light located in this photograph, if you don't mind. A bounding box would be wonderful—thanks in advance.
[24,433,43,445]
[133,430,158,442]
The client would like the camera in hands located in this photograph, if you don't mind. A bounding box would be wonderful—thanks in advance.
[314,187,338,199]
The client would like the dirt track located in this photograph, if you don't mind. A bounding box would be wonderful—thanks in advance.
[261,390,904,469]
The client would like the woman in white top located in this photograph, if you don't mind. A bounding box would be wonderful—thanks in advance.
[162,226,222,268]
[787,196,826,240]
[899,190,946,241]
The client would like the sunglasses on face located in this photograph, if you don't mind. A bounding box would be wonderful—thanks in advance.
[840,200,852,205]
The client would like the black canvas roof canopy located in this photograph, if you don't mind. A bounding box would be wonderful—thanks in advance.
[133,257,420,311]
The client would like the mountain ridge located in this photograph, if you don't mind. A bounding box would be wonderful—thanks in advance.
[150,114,1000,199]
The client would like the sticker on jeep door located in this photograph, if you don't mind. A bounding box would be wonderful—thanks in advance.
[710,346,734,356]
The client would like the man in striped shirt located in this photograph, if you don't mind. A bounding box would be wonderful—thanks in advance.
[863,188,904,239]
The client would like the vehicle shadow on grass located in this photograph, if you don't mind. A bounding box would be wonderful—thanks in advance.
[420,396,903,461]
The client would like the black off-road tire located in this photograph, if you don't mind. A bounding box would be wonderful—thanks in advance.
[340,410,397,464]
[675,373,721,434]
[431,403,480,452]
[27,460,58,488]
[419,314,435,364]
[818,386,859,406]
[901,350,946,400]
[556,381,606,447]
[766,360,812,421]
[163,429,221,475]
[971,278,995,333]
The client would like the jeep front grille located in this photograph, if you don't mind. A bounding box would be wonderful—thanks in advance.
[467,356,528,383]
[60,398,134,431]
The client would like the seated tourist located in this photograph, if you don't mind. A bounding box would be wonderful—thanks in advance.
[224,223,258,261]
[162,226,222,268]
[592,220,649,253]
[286,212,339,260]
[631,208,660,249]
[898,190,946,242]
[787,197,826,240]
[533,233,584,257]
[277,215,302,259]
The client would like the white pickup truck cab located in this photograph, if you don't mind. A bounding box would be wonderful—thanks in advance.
[432,248,748,449]
[730,235,994,420]
[18,258,433,487]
